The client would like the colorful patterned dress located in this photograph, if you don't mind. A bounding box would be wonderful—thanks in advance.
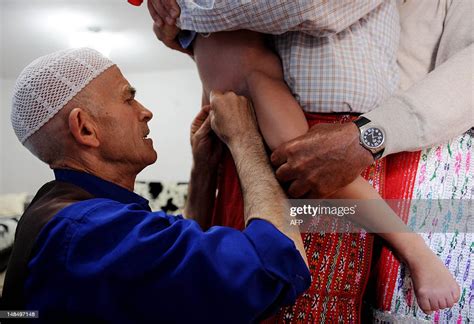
[372,129,473,323]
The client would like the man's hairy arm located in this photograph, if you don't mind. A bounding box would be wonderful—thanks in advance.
[209,91,308,266]
[232,135,289,228]
[184,106,222,229]
[185,161,219,228]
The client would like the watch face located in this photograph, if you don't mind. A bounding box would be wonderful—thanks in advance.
[362,127,384,148]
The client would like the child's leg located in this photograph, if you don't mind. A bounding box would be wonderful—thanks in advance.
[333,178,460,314]
[193,30,308,151]
[193,30,459,314]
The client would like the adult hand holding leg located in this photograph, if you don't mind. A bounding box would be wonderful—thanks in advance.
[271,122,374,198]
[209,90,308,266]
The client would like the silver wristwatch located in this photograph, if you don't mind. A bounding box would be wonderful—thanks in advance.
[353,117,386,160]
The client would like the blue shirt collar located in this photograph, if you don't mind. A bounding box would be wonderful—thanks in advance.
[54,169,150,210]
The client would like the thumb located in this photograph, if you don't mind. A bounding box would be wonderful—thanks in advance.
[271,145,288,167]
[209,109,216,129]
[194,116,211,142]
[209,90,223,105]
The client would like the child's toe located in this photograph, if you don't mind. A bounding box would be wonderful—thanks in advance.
[452,285,461,301]
[417,296,432,314]
[437,297,447,310]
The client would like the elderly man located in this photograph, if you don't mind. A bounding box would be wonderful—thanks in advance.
[2,48,310,323]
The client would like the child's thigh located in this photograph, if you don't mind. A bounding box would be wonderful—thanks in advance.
[193,30,283,97]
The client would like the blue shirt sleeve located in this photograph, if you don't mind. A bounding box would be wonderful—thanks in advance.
[25,199,310,323]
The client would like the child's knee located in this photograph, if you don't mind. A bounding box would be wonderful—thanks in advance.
[234,46,286,96]
[194,31,283,95]
[227,35,283,79]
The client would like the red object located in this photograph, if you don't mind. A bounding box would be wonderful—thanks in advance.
[212,112,421,323]
[368,150,420,311]
[128,0,143,6]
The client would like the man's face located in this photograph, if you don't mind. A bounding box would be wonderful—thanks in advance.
[89,66,157,171]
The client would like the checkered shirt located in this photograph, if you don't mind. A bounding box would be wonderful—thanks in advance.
[178,0,400,113]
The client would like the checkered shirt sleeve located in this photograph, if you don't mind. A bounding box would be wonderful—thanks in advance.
[178,0,384,36]
[178,0,400,113]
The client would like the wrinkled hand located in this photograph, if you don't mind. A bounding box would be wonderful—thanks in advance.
[147,0,192,54]
[271,122,374,198]
[190,106,223,168]
[208,91,260,148]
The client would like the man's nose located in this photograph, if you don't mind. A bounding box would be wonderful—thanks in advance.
[138,102,153,122]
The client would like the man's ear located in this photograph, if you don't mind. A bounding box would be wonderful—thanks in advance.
[68,108,100,148]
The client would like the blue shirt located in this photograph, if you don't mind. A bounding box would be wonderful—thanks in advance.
[25,169,310,323]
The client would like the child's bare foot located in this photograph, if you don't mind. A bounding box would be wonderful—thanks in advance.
[403,242,460,315]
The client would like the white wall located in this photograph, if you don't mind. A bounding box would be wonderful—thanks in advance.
[0,68,202,195]
[0,77,3,194]
[0,18,3,194]
[127,69,202,183]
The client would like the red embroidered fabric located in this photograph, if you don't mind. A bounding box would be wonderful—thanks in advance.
[211,113,421,323]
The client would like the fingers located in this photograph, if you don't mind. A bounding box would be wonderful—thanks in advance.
[194,116,212,141]
[209,90,224,104]
[162,0,180,19]
[209,90,234,114]
[149,0,177,25]
[150,0,167,21]
[191,108,209,134]
[275,163,296,182]
[209,109,217,133]
[209,90,253,121]
[152,22,191,54]
[148,0,191,55]
[196,107,210,123]
[287,180,311,198]
[275,161,312,198]
[208,90,256,145]
[209,90,249,112]
[271,146,288,167]
[147,0,161,22]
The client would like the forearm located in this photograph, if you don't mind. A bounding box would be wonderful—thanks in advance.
[364,44,474,156]
[229,135,308,265]
[184,164,218,229]
[177,0,384,36]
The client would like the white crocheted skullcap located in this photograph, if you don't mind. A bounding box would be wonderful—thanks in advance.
[11,47,115,144]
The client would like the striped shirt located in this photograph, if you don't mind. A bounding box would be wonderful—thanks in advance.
[177,0,400,113]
